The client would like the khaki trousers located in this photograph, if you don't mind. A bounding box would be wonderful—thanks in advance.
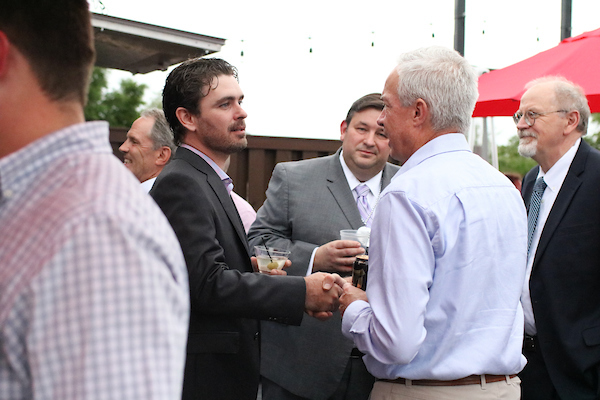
[369,376,520,400]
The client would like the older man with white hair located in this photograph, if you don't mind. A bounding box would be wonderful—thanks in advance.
[339,46,527,400]
[516,76,600,400]
[120,108,176,192]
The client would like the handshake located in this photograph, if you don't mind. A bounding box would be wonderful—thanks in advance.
[303,273,367,321]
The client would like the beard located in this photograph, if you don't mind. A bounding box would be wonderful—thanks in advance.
[518,130,538,158]
[204,121,248,155]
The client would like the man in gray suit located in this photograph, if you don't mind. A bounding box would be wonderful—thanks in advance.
[248,93,399,400]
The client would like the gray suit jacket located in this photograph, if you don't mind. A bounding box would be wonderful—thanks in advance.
[248,150,399,399]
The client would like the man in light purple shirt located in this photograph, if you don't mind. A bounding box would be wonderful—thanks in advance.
[339,46,527,400]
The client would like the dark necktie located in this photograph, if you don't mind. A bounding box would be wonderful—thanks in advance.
[527,177,547,257]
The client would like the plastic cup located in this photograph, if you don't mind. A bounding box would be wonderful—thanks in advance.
[254,245,290,272]
[340,229,370,248]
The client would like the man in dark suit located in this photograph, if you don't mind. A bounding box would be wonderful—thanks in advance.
[150,58,345,400]
[516,76,600,399]
[248,94,399,400]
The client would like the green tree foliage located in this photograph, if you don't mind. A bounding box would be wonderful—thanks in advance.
[84,67,147,128]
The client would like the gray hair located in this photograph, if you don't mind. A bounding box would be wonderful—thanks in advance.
[525,76,590,135]
[140,108,176,154]
[394,46,478,134]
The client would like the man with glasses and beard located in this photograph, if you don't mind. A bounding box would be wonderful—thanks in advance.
[515,76,600,400]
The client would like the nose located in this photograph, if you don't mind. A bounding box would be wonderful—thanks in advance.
[119,141,128,153]
[364,130,376,146]
[377,110,385,127]
[236,104,248,120]
[515,114,529,130]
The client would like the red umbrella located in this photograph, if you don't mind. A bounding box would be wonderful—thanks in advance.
[473,27,600,117]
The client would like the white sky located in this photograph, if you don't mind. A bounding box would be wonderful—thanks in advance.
[91,0,600,146]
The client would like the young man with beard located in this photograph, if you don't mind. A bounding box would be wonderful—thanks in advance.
[150,57,345,400]
[515,76,600,400]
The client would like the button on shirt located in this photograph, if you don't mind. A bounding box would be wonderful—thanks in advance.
[0,122,190,399]
[341,134,527,380]
[522,138,581,335]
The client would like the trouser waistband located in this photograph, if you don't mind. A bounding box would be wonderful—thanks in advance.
[380,374,517,386]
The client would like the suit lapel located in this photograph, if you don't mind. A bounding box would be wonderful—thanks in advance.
[522,167,539,214]
[326,152,364,229]
[532,141,588,268]
[176,148,250,256]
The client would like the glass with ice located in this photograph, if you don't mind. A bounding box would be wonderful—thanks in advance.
[254,245,291,272]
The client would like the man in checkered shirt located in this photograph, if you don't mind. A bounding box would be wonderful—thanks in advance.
[0,1,190,399]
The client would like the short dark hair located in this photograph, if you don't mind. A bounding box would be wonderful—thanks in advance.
[344,93,384,126]
[163,58,238,145]
[0,0,95,105]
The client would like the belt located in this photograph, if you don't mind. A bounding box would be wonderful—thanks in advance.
[524,334,538,352]
[380,374,517,386]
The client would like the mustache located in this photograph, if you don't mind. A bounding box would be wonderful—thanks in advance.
[230,121,246,131]
[518,129,538,139]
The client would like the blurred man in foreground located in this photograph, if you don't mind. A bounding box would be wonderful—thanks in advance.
[120,108,176,192]
[339,46,527,400]
[0,1,189,398]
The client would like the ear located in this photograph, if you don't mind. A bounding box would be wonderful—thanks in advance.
[564,110,580,135]
[413,99,429,126]
[155,146,172,166]
[0,31,10,77]
[175,107,197,132]
[339,120,348,141]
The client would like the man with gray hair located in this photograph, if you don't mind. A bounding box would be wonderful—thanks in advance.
[120,108,176,192]
[339,46,527,399]
[516,76,600,399]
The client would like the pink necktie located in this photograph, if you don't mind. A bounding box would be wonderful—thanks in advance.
[355,184,372,227]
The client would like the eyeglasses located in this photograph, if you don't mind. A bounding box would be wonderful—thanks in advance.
[513,110,568,126]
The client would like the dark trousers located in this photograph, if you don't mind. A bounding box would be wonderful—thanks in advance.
[262,355,375,400]
[520,335,560,400]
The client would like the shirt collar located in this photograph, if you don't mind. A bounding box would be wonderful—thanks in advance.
[0,121,109,205]
[536,137,581,193]
[180,144,233,193]
[396,133,470,178]
[339,150,383,195]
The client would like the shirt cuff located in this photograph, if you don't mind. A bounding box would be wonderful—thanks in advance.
[306,247,318,276]
[341,299,370,339]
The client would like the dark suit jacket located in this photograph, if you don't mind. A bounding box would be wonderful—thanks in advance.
[248,150,399,399]
[150,147,307,400]
[522,140,600,399]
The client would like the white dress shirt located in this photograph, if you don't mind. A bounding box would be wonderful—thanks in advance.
[522,138,581,335]
[0,122,189,399]
[341,134,527,380]
[141,176,157,193]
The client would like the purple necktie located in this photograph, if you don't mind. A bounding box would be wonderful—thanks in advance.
[355,184,372,227]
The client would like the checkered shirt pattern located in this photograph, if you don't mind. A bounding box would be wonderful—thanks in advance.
[0,122,190,400]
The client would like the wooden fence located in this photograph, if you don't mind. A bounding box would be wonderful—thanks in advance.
[110,128,341,210]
